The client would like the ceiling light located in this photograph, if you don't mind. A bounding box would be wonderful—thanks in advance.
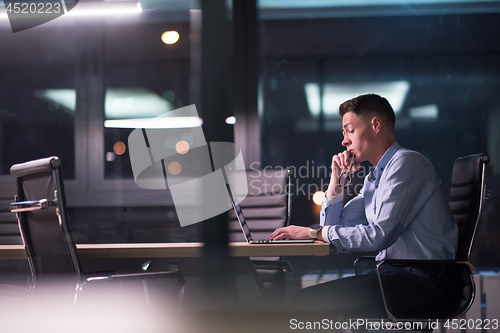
[104,117,203,129]
[65,1,142,16]
[35,87,174,120]
[0,1,142,19]
[305,80,410,118]
[35,89,76,111]
[104,87,173,119]
[409,104,439,119]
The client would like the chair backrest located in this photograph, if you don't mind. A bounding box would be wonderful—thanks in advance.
[228,168,293,242]
[0,175,23,245]
[10,157,81,286]
[449,153,489,262]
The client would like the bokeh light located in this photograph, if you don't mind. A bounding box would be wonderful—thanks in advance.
[161,31,180,45]
[162,90,175,103]
[106,152,116,162]
[189,32,201,43]
[181,132,193,146]
[113,141,126,155]
[225,116,236,125]
[165,136,177,149]
[175,140,189,154]
[312,191,325,206]
[168,161,182,175]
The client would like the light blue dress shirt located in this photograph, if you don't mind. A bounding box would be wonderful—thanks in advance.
[320,142,458,261]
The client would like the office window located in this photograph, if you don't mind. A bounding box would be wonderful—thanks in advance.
[0,27,76,178]
[103,23,191,180]
[67,12,203,243]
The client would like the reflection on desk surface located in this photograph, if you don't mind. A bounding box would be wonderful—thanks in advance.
[0,241,330,259]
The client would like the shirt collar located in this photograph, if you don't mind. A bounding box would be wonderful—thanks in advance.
[367,142,401,186]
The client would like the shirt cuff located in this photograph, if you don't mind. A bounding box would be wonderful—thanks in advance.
[324,192,343,206]
[321,225,330,243]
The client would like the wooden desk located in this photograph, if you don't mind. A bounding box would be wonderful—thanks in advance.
[0,241,330,303]
[0,241,330,260]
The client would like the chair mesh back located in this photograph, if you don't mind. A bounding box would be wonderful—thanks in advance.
[449,153,489,262]
[228,169,289,241]
[0,175,23,245]
[11,158,80,282]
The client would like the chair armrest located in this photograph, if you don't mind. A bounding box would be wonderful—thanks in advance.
[85,271,186,286]
[353,256,377,275]
[87,272,186,286]
[81,270,116,280]
[81,271,186,308]
[376,259,476,275]
[378,259,459,265]
[251,260,293,273]
[10,198,58,212]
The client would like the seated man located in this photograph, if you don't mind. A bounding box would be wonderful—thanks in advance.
[268,93,458,316]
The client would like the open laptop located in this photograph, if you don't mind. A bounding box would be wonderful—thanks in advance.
[227,184,314,244]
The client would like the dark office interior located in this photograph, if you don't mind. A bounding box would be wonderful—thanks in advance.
[0,0,499,332]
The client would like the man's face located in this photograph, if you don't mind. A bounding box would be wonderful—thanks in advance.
[341,111,376,163]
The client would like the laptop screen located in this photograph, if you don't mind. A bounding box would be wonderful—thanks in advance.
[227,184,253,242]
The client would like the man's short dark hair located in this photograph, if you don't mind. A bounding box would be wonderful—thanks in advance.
[339,94,396,133]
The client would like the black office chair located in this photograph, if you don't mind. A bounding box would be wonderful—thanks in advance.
[353,153,490,332]
[9,156,186,306]
[228,167,294,302]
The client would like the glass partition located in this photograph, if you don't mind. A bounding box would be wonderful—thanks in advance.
[104,60,191,180]
[258,1,500,269]
[0,28,76,178]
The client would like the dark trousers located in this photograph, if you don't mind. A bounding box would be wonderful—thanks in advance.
[291,265,455,318]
